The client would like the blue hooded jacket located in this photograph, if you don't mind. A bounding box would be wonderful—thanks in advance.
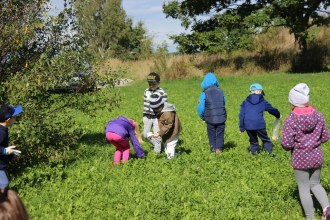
[239,94,280,131]
[197,73,226,124]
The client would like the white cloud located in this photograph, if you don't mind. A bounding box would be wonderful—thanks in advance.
[123,0,187,52]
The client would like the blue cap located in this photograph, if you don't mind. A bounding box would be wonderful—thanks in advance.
[250,83,263,91]
[0,104,23,122]
[11,105,23,117]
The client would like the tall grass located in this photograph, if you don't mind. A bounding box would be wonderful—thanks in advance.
[100,26,330,80]
[12,72,330,219]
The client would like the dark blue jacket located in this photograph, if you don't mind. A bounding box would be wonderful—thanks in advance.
[197,73,226,125]
[0,125,14,170]
[239,94,280,131]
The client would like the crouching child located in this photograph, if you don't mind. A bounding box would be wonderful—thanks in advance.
[149,93,182,159]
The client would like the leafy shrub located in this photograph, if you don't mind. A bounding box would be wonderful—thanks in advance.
[0,50,123,175]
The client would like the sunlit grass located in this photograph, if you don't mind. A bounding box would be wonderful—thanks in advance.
[14,72,330,219]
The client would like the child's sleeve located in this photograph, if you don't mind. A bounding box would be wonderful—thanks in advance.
[0,133,7,155]
[264,101,281,118]
[0,147,5,155]
[197,92,206,120]
[281,117,295,150]
[162,89,168,102]
[239,102,245,132]
[320,115,330,143]
[128,129,145,158]
[158,112,174,136]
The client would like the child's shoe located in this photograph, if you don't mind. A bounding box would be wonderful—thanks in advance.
[322,205,330,220]
[215,149,221,154]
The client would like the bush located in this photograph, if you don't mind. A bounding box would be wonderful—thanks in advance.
[0,51,123,175]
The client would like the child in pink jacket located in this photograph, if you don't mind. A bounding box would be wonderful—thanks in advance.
[281,83,330,220]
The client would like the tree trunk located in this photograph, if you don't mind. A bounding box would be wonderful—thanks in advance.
[298,36,307,55]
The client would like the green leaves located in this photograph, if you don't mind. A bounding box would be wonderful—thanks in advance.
[74,0,152,60]
[163,0,330,54]
[11,72,330,219]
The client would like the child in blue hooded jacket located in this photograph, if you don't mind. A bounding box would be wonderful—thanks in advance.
[239,83,280,155]
[197,72,227,153]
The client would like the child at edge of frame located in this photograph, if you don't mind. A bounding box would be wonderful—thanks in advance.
[105,116,145,165]
[143,72,168,154]
[0,188,29,220]
[197,72,227,154]
[239,83,281,157]
[0,104,23,189]
[148,93,182,160]
[281,83,330,220]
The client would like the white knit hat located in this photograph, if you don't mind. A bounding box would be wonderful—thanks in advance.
[288,83,310,107]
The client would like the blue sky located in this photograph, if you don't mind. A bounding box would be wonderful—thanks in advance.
[51,0,187,52]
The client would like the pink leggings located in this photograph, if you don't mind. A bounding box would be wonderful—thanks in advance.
[106,132,130,165]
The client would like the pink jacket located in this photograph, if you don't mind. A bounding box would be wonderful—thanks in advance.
[281,106,330,170]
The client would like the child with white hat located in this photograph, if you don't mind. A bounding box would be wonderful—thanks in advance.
[281,83,330,220]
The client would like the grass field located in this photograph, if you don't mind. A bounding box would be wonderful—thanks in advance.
[13,72,330,219]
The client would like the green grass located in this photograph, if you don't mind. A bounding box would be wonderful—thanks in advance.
[13,72,330,219]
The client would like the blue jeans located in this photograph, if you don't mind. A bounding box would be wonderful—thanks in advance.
[206,123,225,151]
[0,170,9,189]
[246,129,273,154]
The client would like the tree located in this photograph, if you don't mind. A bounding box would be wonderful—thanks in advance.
[74,0,152,60]
[163,0,330,54]
[0,0,122,172]
[0,0,45,78]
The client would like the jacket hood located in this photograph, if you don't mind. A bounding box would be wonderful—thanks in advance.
[161,102,175,112]
[118,116,130,124]
[247,94,264,105]
[201,72,219,90]
[292,107,318,133]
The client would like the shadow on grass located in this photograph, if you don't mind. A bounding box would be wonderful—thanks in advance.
[78,132,108,146]
[223,141,237,151]
[79,134,192,158]
[177,139,192,155]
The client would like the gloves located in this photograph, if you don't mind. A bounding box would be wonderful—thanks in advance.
[4,146,21,156]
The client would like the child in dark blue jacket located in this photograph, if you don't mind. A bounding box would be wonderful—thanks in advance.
[0,104,23,189]
[197,72,227,153]
[239,83,280,155]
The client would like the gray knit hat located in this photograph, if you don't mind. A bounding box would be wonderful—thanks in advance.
[149,93,164,109]
[289,83,310,107]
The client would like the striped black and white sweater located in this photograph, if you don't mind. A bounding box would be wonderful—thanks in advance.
[143,87,167,117]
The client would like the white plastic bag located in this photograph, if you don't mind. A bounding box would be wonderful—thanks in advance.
[272,117,281,141]
[146,132,153,138]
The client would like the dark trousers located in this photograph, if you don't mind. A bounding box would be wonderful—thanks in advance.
[206,123,225,151]
[246,129,273,154]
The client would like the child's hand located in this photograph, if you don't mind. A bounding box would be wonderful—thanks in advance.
[4,146,21,156]
[240,131,245,135]
[153,132,160,138]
